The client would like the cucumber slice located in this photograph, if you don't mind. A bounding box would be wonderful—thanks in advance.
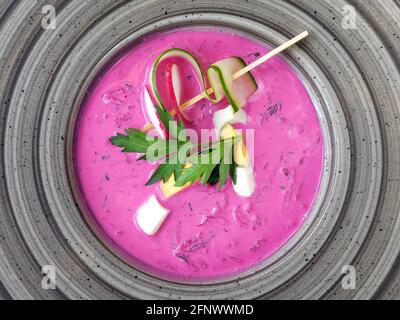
[207,57,258,112]
[150,48,210,111]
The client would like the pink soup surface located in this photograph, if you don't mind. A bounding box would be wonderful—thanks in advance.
[74,27,323,280]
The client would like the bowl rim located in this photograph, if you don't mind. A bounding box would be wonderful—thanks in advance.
[67,13,343,290]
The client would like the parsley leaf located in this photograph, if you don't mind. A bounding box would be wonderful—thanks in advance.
[201,163,218,185]
[207,165,220,186]
[174,137,235,190]
[110,107,239,191]
[110,128,157,153]
[146,163,179,185]
[217,143,233,191]
[229,160,238,185]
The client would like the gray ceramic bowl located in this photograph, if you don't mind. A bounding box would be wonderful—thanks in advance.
[0,0,399,300]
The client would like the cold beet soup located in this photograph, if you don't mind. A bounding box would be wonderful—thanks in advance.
[74,26,323,281]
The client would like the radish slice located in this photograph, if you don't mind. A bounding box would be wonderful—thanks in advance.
[146,84,159,106]
[143,86,166,138]
[171,64,182,104]
[165,63,190,124]
[150,48,210,120]
[207,57,258,112]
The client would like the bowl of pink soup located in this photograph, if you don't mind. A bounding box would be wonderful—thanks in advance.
[4,0,399,301]
[74,25,324,282]
[64,8,342,298]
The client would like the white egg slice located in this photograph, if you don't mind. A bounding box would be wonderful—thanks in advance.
[213,105,248,138]
[135,195,170,235]
[143,87,165,138]
[233,166,256,197]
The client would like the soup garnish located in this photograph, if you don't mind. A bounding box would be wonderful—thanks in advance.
[110,32,310,236]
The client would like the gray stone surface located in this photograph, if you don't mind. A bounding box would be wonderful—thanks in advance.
[0,0,399,299]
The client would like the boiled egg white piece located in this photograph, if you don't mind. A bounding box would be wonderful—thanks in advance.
[213,105,248,138]
[233,166,256,197]
[135,195,170,235]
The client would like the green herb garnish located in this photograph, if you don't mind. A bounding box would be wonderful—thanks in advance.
[110,106,239,190]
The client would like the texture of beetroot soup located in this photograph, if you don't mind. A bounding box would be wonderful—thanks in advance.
[74,27,323,280]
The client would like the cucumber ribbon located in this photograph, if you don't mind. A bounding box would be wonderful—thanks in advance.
[207,57,258,112]
[149,48,258,121]
[149,48,210,124]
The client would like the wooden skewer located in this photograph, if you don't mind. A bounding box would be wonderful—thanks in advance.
[232,30,309,79]
[178,87,215,111]
[143,30,309,132]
